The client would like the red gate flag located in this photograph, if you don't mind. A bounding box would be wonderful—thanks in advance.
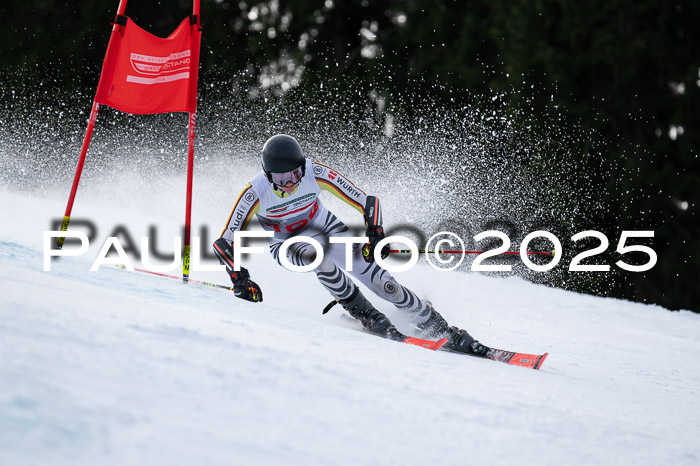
[59,1,203,282]
[94,16,201,114]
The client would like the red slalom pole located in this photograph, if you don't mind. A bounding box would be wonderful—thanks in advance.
[390,249,554,255]
[56,101,100,249]
[57,0,129,250]
[182,112,196,281]
[182,1,202,282]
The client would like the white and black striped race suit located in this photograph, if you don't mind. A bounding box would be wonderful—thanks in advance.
[218,160,430,322]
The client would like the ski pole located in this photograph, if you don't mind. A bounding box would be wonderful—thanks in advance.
[116,264,234,291]
[389,249,554,255]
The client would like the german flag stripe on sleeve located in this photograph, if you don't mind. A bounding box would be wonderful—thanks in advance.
[313,162,367,194]
[220,184,259,237]
[241,199,260,230]
[317,178,364,213]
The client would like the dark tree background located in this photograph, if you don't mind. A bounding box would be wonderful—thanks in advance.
[1,0,697,312]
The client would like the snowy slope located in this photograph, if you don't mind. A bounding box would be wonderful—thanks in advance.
[1,189,700,466]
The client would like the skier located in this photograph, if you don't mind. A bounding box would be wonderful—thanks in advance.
[213,134,487,355]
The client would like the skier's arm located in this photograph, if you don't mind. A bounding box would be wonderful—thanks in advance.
[313,162,367,216]
[214,184,263,302]
[219,183,260,242]
[360,195,389,263]
[312,162,388,263]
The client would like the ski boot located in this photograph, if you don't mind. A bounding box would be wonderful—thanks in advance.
[415,301,489,356]
[339,287,397,338]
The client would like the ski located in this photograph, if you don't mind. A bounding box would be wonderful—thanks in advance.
[370,324,448,351]
[484,347,548,369]
[391,330,448,351]
[443,345,549,370]
[337,312,545,365]
[338,314,447,351]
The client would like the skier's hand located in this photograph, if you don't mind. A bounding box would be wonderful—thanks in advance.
[362,226,390,263]
[234,279,263,302]
[231,266,263,302]
[213,239,263,302]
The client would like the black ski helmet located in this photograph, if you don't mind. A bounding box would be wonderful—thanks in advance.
[261,134,305,182]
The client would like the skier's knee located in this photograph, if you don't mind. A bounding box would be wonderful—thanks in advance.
[272,241,319,269]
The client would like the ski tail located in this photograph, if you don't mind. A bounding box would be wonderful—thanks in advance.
[401,336,449,351]
[338,314,447,351]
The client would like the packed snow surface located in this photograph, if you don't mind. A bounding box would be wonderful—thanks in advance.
[1,189,699,466]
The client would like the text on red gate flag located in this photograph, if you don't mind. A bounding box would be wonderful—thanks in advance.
[95,16,201,114]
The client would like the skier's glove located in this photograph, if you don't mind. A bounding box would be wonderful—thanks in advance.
[232,266,263,303]
[362,225,390,263]
[362,196,390,263]
[213,237,263,302]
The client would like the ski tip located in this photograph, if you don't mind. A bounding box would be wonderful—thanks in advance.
[534,353,549,370]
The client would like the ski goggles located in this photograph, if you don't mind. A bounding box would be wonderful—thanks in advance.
[269,166,303,186]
